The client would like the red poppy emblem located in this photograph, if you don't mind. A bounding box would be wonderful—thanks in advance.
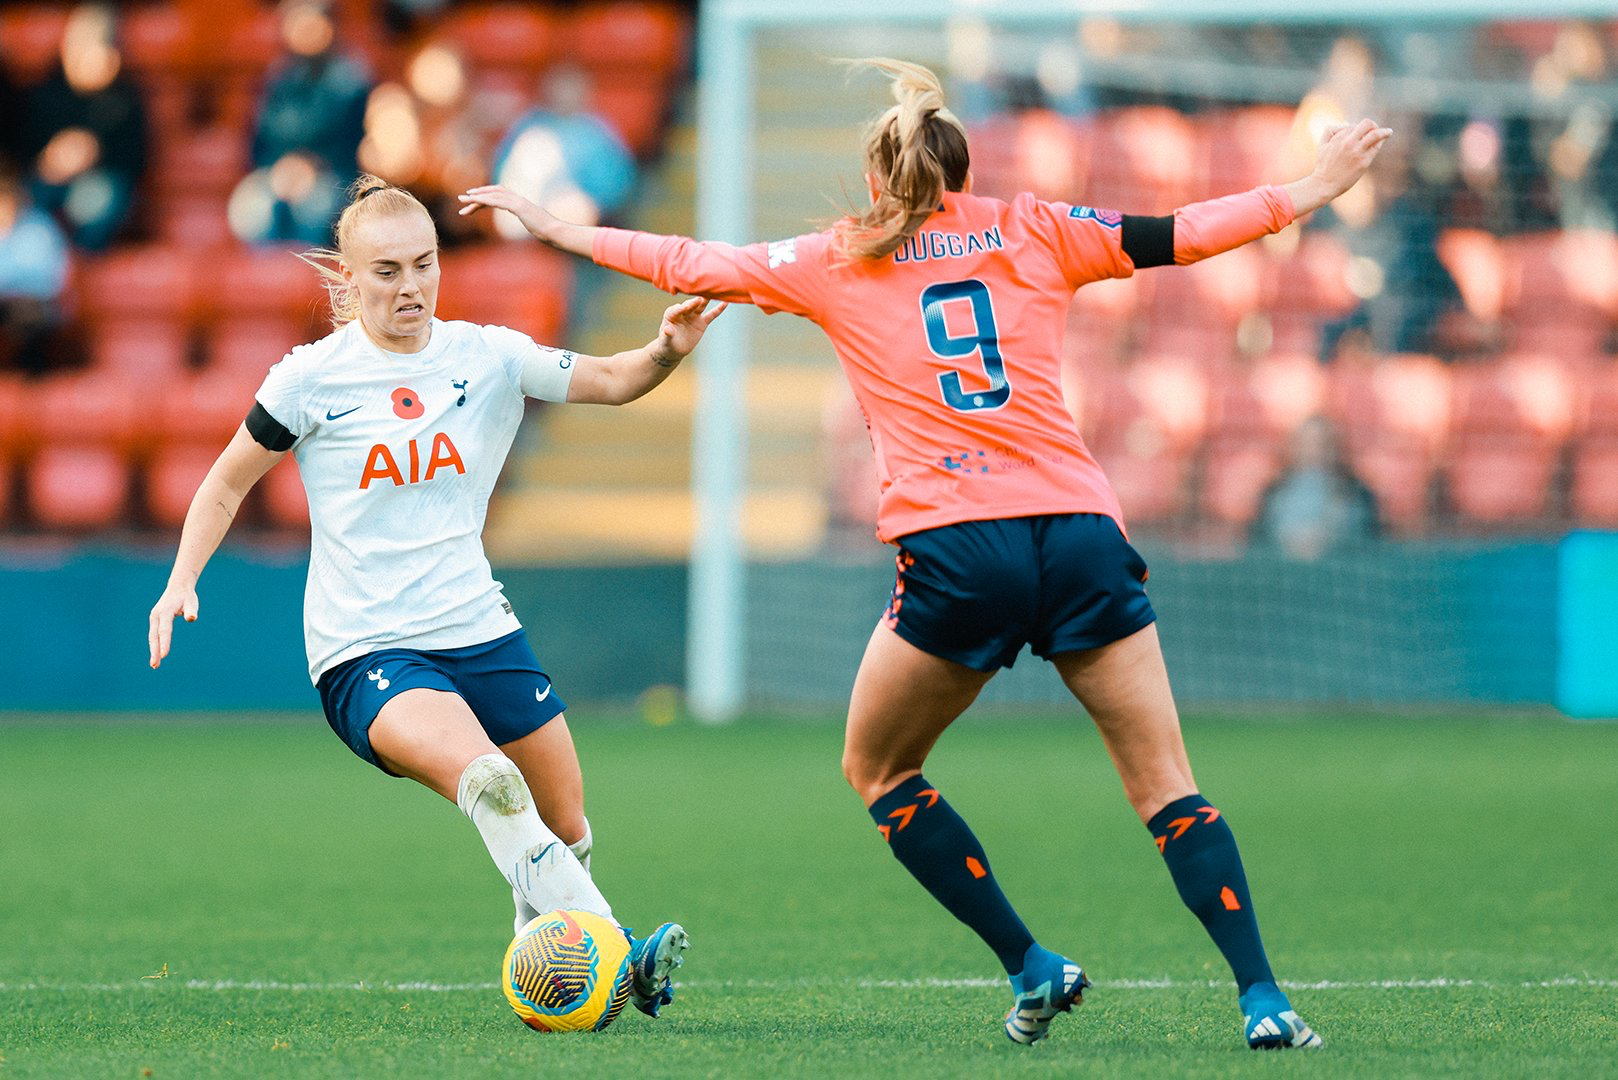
[392,387,424,419]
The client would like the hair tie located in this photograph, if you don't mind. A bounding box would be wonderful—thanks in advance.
[357,184,386,201]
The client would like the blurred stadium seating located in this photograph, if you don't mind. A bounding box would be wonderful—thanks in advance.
[5,6,1618,551]
[0,0,689,533]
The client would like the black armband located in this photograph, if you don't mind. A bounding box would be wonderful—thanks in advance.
[1121,214,1176,268]
[245,402,296,451]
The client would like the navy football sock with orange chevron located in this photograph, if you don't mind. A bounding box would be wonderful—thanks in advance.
[1149,793,1275,993]
[868,775,1035,974]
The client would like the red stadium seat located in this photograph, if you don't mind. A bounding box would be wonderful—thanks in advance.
[77,246,201,325]
[1089,358,1209,454]
[205,7,281,77]
[1201,105,1297,196]
[88,319,190,379]
[1502,230,1618,356]
[146,443,220,528]
[210,248,326,326]
[1330,353,1452,456]
[1083,107,1204,215]
[1200,438,1283,527]
[1446,436,1559,525]
[592,75,671,157]
[156,371,258,444]
[120,4,199,75]
[1003,110,1090,203]
[1062,273,1137,371]
[1579,361,1618,438]
[1436,228,1505,324]
[0,6,70,83]
[437,246,572,343]
[1264,232,1357,355]
[155,196,235,248]
[27,445,131,530]
[1139,243,1265,360]
[568,2,687,77]
[30,373,151,451]
[207,317,310,377]
[260,456,310,529]
[431,4,561,74]
[1348,438,1434,535]
[151,127,250,198]
[1247,352,1328,437]
[1571,437,1618,527]
[1450,354,1576,445]
[0,374,27,456]
[1093,431,1190,527]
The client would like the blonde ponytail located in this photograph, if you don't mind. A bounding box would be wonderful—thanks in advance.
[298,174,436,328]
[836,58,971,261]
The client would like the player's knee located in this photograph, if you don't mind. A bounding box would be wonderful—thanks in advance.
[456,752,531,818]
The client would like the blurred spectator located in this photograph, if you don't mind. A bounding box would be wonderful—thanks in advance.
[358,42,525,239]
[489,65,636,234]
[20,3,147,251]
[228,0,371,246]
[1316,122,1462,358]
[1251,415,1381,560]
[0,167,71,375]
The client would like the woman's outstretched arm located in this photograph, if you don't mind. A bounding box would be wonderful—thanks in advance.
[148,427,285,668]
[1127,117,1391,270]
[458,185,788,306]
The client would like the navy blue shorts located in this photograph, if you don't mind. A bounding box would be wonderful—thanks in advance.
[883,512,1156,671]
[316,629,567,773]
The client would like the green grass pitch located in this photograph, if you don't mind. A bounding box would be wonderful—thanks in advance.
[2,709,1614,1078]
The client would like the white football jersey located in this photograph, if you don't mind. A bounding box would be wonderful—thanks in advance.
[254,318,575,683]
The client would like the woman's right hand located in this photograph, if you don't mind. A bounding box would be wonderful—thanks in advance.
[148,582,199,669]
[458,184,556,242]
[1287,118,1393,216]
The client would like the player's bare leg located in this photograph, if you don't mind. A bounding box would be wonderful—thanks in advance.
[842,624,990,806]
[502,715,586,845]
[369,689,614,922]
[843,625,1088,1045]
[1053,624,1322,1049]
[1049,623,1195,823]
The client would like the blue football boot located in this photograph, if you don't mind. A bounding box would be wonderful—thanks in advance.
[624,922,689,1018]
[1004,943,1090,1045]
[1241,982,1323,1049]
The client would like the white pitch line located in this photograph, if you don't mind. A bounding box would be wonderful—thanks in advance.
[0,977,1613,993]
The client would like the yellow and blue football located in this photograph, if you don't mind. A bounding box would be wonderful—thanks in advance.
[501,909,633,1032]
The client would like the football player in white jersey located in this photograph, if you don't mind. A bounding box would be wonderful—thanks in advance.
[146,176,723,1018]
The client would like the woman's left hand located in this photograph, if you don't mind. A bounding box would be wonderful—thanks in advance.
[654,297,728,362]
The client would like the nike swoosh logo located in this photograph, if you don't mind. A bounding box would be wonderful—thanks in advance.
[529,842,558,865]
[535,684,551,702]
[325,405,362,421]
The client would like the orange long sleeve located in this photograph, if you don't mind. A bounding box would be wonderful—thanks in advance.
[1172,185,1295,265]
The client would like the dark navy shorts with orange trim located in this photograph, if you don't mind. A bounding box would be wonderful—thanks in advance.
[882,512,1156,672]
[317,629,566,773]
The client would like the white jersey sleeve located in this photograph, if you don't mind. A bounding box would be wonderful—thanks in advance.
[254,351,309,437]
[481,324,577,403]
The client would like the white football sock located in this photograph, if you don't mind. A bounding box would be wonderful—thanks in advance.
[513,818,594,934]
[456,754,614,925]
[569,818,594,871]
